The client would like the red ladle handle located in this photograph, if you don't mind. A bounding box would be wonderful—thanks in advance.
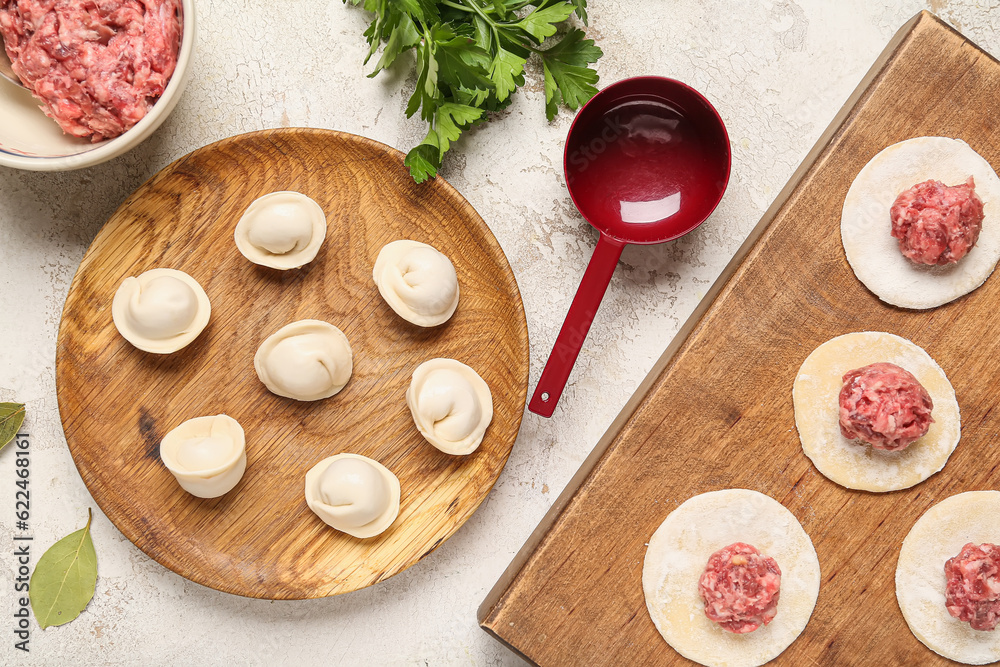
[529,234,626,417]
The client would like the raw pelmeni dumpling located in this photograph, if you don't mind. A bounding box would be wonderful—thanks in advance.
[373,240,459,327]
[234,191,327,269]
[112,268,211,353]
[305,453,400,538]
[406,358,493,455]
[159,414,246,498]
[254,320,353,401]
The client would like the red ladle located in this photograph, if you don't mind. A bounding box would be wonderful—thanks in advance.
[529,76,731,417]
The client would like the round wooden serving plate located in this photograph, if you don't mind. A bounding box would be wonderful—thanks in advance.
[55,129,529,599]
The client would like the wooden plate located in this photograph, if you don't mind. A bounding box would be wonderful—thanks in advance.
[55,128,529,599]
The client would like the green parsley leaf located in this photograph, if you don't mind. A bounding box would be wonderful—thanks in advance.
[543,61,561,123]
[429,102,484,158]
[433,27,494,95]
[369,13,421,76]
[355,0,394,65]
[400,0,440,23]
[405,144,440,184]
[540,26,604,67]
[471,16,492,52]
[517,4,577,43]
[489,46,526,103]
[406,38,439,119]
[539,28,603,120]
[406,102,483,181]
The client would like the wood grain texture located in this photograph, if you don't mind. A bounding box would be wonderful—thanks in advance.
[55,128,529,599]
[481,12,1000,666]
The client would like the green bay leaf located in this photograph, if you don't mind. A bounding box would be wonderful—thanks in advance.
[0,402,25,452]
[30,509,98,630]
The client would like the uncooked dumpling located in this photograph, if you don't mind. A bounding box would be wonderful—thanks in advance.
[234,191,327,270]
[112,268,211,354]
[159,414,246,498]
[304,453,400,538]
[406,358,493,455]
[254,320,353,401]
[373,240,459,327]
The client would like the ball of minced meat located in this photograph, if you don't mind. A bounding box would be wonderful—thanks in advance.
[945,542,1000,631]
[838,362,934,451]
[890,178,984,265]
[698,542,781,634]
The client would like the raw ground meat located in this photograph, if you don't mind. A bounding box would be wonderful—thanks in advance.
[698,542,781,634]
[838,362,934,451]
[945,543,1000,631]
[890,178,985,265]
[0,0,181,141]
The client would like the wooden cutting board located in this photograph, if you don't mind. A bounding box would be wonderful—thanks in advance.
[56,128,529,599]
[480,11,1000,665]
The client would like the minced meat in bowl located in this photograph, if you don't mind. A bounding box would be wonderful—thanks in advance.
[0,0,193,170]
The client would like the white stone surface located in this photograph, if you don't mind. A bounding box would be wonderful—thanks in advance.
[0,0,997,664]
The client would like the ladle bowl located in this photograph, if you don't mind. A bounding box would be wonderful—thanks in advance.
[529,76,731,417]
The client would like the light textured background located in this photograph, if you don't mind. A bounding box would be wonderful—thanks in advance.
[0,1,997,664]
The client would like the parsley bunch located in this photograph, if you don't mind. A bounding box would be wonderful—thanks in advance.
[346,0,603,182]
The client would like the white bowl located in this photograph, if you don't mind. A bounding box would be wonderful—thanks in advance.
[0,0,195,171]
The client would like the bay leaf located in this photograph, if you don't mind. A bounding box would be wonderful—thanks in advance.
[0,402,25,452]
[30,508,98,629]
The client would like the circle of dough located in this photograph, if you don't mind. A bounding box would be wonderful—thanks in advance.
[406,358,493,455]
[111,268,211,353]
[896,491,1000,664]
[841,136,1000,309]
[304,453,401,539]
[234,191,327,270]
[159,414,246,499]
[373,240,460,327]
[642,489,821,667]
[254,319,353,401]
[792,331,960,492]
